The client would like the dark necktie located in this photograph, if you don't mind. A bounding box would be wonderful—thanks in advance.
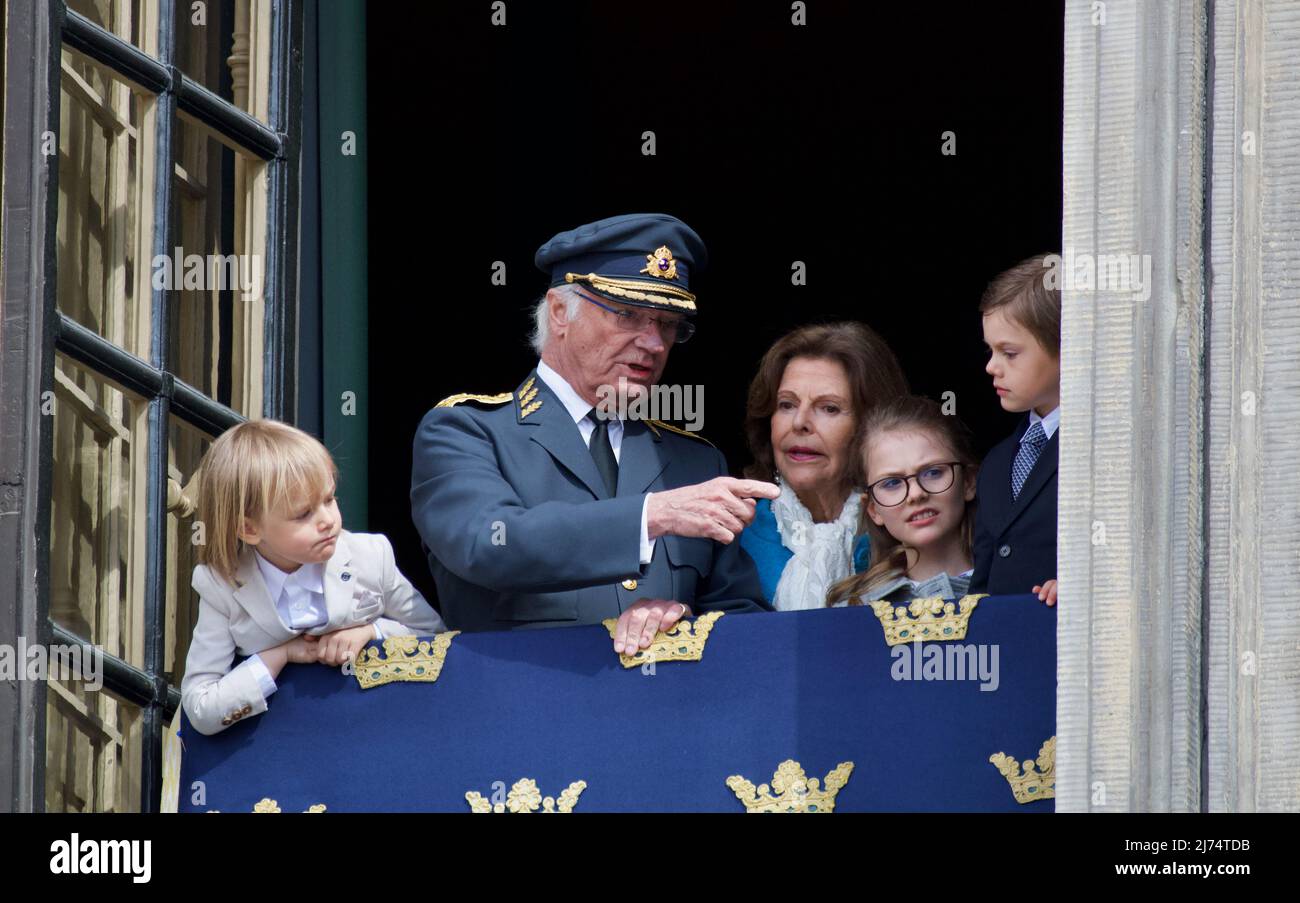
[1011,421,1048,500]
[586,410,619,495]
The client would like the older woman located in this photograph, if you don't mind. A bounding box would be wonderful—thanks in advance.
[738,322,908,610]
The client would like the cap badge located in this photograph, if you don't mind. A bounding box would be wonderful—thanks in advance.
[640,246,679,280]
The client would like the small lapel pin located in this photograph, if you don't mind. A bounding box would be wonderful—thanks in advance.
[341,572,352,582]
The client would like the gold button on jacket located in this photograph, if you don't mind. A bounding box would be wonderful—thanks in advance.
[621,579,638,591]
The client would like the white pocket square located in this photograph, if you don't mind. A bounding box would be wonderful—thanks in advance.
[350,589,383,618]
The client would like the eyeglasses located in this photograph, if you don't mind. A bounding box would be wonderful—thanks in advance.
[866,462,963,507]
[577,291,696,344]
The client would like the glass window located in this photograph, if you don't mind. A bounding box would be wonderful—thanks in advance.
[45,680,144,813]
[164,417,215,684]
[169,114,267,417]
[56,46,155,361]
[66,0,149,50]
[174,0,271,123]
[43,0,297,814]
[49,354,148,669]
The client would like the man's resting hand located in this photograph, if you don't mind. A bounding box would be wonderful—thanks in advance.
[613,598,693,654]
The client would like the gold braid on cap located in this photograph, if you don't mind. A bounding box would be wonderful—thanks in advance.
[564,273,697,311]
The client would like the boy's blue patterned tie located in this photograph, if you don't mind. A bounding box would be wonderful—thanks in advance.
[1011,421,1048,500]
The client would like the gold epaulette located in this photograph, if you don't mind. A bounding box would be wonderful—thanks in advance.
[646,419,715,447]
[435,392,513,409]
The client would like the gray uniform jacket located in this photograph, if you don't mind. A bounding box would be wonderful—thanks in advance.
[410,371,769,631]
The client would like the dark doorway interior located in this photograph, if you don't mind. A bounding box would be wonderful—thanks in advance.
[367,0,1065,605]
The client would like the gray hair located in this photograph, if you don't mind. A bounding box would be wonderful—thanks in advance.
[529,284,584,355]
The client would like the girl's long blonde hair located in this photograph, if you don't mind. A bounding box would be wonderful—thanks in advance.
[196,419,339,585]
[825,396,979,606]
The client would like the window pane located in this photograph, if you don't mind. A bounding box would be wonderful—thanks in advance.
[169,115,266,417]
[49,354,148,670]
[56,47,154,361]
[174,0,271,123]
[45,680,143,812]
[67,0,149,50]
[164,417,215,685]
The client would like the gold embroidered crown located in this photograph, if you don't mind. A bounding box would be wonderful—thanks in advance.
[466,778,587,813]
[726,759,855,813]
[353,633,459,690]
[601,610,724,668]
[253,798,326,813]
[989,736,1056,804]
[868,594,984,646]
[207,798,326,813]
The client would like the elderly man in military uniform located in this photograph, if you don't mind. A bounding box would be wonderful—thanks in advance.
[411,213,778,653]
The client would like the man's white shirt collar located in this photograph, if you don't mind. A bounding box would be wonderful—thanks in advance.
[1028,405,1061,441]
[535,360,625,460]
[534,361,649,562]
[535,359,597,425]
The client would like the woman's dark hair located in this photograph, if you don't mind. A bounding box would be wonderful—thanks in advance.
[743,322,909,487]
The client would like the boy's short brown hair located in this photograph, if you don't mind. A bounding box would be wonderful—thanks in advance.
[979,253,1061,357]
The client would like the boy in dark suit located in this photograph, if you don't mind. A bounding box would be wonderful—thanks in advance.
[970,254,1061,605]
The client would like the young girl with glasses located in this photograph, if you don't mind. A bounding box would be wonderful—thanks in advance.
[826,396,979,606]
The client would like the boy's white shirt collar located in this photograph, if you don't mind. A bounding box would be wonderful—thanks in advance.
[226,534,353,641]
[254,550,325,602]
[1027,405,1061,441]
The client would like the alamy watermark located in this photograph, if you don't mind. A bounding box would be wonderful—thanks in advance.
[50,834,150,883]
[1042,249,1152,302]
[595,377,704,431]
[891,638,1000,691]
[152,247,264,299]
[0,637,103,691]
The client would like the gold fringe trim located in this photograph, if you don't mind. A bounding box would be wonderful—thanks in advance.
[564,272,697,310]
[436,392,512,409]
[647,419,714,447]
